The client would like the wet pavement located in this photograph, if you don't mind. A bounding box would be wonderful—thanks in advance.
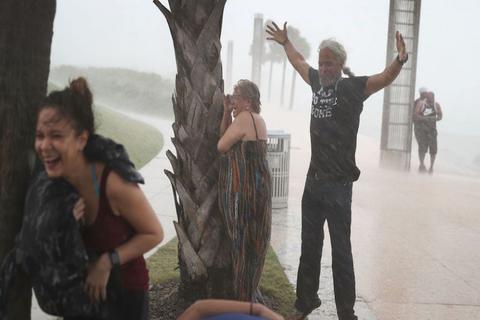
[263,107,480,320]
[32,108,480,319]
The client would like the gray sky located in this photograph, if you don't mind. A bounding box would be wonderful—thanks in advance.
[51,0,480,136]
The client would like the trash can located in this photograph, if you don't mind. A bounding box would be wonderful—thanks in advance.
[267,130,291,209]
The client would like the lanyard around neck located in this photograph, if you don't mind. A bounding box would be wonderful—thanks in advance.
[91,163,100,198]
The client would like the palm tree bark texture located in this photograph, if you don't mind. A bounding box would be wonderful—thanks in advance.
[0,0,56,319]
[153,0,234,299]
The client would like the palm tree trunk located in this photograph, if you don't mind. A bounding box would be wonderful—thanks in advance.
[280,56,287,106]
[268,60,274,101]
[289,69,297,110]
[154,0,233,299]
[0,0,56,318]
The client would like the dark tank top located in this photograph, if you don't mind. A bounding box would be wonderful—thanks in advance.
[419,102,438,130]
[82,166,148,291]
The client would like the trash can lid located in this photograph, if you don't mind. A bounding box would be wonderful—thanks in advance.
[267,130,290,139]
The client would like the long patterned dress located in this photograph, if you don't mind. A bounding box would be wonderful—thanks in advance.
[218,116,272,301]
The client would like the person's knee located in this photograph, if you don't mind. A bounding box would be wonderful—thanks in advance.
[418,143,428,155]
[301,227,324,249]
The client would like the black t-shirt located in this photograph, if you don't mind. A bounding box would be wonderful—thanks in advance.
[307,67,369,182]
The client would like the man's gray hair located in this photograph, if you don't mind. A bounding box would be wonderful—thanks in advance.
[318,38,347,67]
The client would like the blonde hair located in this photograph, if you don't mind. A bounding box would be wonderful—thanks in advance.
[234,79,261,113]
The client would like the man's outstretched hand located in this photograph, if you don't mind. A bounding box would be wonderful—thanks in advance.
[266,21,289,45]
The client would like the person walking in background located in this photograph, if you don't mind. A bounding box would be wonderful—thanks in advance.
[413,86,429,147]
[266,21,408,319]
[217,79,272,301]
[414,90,443,173]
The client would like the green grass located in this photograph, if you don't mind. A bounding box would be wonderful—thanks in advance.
[95,105,163,168]
[259,247,297,316]
[147,237,181,284]
[147,238,297,317]
[49,66,174,119]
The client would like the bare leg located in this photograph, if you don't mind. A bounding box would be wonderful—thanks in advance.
[429,154,436,174]
[419,151,427,172]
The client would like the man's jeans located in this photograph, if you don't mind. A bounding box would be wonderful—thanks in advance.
[296,177,357,320]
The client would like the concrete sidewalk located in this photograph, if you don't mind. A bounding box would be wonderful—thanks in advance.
[262,106,480,320]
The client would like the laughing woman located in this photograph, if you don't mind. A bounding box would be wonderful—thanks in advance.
[217,79,272,301]
[33,77,163,319]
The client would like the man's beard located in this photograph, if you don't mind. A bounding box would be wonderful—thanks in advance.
[319,72,341,87]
